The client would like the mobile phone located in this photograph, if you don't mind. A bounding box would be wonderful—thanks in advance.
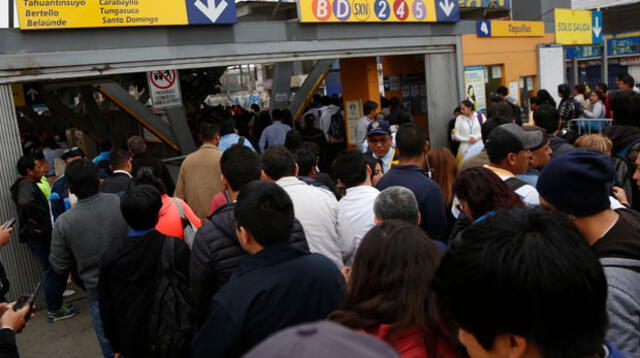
[1,219,15,231]
[13,282,41,322]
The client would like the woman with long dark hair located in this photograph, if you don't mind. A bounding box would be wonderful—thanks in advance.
[453,167,524,223]
[428,147,458,229]
[329,221,460,358]
[537,89,557,108]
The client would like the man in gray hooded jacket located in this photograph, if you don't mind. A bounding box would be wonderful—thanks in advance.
[538,150,640,358]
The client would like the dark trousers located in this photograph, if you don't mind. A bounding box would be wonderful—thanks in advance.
[26,239,67,312]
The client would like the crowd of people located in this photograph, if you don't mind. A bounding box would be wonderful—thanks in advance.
[3,76,640,358]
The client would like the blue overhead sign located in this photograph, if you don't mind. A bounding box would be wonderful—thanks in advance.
[592,11,603,45]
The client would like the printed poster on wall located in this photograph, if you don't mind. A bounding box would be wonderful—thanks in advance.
[464,66,487,113]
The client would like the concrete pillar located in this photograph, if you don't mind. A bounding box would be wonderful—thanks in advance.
[425,53,459,148]
[270,62,293,110]
[0,84,45,308]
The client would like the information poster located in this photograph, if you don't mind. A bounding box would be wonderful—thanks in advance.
[464,66,487,113]
[345,100,363,146]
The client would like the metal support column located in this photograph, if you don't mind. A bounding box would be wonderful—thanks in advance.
[98,82,180,152]
[0,84,45,308]
[288,59,335,121]
[425,53,459,148]
[270,62,293,110]
[572,57,579,87]
[601,41,609,86]
[164,107,197,154]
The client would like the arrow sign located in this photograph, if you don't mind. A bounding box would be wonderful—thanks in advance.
[593,15,601,37]
[591,11,603,45]
[439,0,455,17]
[194,0,228,23]
[22,84,43,106]
[26,88,39,102]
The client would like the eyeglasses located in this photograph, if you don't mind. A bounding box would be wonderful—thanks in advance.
[456,201,465,213]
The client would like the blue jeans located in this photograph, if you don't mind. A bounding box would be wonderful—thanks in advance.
[88,296,115,358]
[26,239,67,312]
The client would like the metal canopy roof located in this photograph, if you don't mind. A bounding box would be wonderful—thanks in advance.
[0,20,479,83]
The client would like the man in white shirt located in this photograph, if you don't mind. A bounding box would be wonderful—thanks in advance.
[332,150,379,265]
[355,101,378,152]
[261,146,345,268]
[483,123,542,206]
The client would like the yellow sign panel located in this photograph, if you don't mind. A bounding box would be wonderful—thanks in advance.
[16,0,237,30]
[555,8,597,45]
[297,0,461,23]
[11,84,25,107]
[491,21,544,37]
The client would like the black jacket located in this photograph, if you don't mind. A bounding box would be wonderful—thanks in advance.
[100,172,132,195]
[132,153,175,195]
[9,178,51,242]
[0,329,18,358]
[99,230,190,357]
[190,202,309,326]
[191,245,344,358]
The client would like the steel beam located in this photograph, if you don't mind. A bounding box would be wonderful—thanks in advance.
[288,59,334,121]
[98,82,180,152]
[164,107,197,154]
[270,62,293,110]
[41,90,103,143]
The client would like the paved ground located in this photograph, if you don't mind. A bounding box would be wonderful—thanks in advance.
[16,287,102,357]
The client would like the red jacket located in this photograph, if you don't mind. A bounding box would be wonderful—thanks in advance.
[156,194,202,239]
[367,325,458,358]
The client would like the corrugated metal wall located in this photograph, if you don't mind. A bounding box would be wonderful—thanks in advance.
[425,52,461,149]
[0,84,46,308]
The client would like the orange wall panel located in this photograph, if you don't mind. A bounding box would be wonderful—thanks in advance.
[461,34,556,93]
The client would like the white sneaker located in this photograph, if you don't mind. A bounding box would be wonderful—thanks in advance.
[63,289,76,297]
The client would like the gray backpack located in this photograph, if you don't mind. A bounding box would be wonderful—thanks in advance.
[171,198,196,250]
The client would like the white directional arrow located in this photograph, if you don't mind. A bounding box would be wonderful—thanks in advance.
[26,88,39,102]
[439,0,455,17]
[593,15,602,38]
[480,21,489,35]
[194,0,228,23]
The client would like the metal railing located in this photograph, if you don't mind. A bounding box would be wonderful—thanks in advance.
[566,119,613,136]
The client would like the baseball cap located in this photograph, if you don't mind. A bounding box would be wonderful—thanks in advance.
[522,125,548,151]
[367,120,391,137]
[242,321,400,358]
[485,124,543,160]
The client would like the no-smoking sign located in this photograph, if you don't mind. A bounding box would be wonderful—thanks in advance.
[147,69,183,109]
[150,70,178,90]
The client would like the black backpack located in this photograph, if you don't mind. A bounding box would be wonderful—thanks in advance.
[505,177,527,192]
[327,111,345,143]
[148,237,194,358]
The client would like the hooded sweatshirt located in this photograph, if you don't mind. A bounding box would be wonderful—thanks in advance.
[594,209,640,358]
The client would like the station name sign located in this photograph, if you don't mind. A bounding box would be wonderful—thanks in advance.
[554,9,603,45]
[297,0,460,23]
[477,20,544,37]
[16,0,237,30]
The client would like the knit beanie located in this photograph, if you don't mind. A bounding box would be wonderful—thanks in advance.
[537,150,615,217]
